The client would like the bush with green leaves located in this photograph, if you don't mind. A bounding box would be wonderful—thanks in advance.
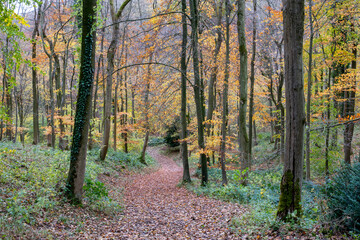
[106,149,155,169]
[323,162,360,232]
[148,137,165,146]
[164,119,180,148]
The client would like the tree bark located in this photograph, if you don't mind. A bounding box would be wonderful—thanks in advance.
[305,0,313,180]
[237,0,249,183]
[277,0,305,221]
[100,0,132,160]
[205,0,224,136]
[181,0,191,183]
[66,0,97,204]
[343,34,357,164]
[248,0,257,164]
[189,0,208,185]
[32,5,41,145]
[219,0,231,186]
[140,54,152,165]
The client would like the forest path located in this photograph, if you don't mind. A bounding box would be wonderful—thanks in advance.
[103,147,245,239]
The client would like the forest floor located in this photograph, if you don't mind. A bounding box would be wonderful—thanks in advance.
[97,147,246,239]
[4,145,353,239]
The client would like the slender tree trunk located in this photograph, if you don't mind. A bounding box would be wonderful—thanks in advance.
[343,42,357,164]
[305,0,314,180]
[66,0,97,204]
[131,86,136,124]
[248,0,257,164]
[113,73,119,151]
[277,0,305,221]
[189,0,208,185]
[32,5,41,145]
[124,71,129,153]
[140,54,152,165]
[181,0,191,183]
[325,68,331,175]
[100,23,119,160]
[89,27,104,149]
[237,0,249,183]
[206,0,224,136]
[100,0,131,160]
[220,0,231,186]
[3,38,12,141]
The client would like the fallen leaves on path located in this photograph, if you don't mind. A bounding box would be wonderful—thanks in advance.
[100,147,246,239]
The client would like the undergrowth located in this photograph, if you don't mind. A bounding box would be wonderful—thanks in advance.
[0,141,155,238]
[188,167,323,236]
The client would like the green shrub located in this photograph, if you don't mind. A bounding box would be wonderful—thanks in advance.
[83,178,108,203]
[323,162,360,232]
[148,137,165,146]
[164,120,180,148]
[107,150,155,169]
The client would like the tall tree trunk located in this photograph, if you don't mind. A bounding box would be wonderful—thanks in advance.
[54,53,65,149]
[277,0,305,221]
[189,0,208,185]
[123,71,129,153]
[140,54,152,165]
[100,24,119,160]
[219,0,231,186]
[237,0,249,182]
[205,0,224,136]
[343,37,357,164]
[113,73,119,151]
[89,27,104,149]
[100,0,131,160]
[32,5,41,145]
[180,0,190,183]
[325,68,331,175]
[305,0,314,180]
[66,0,97,204]
[248,0,257,164]
[3,37,12,141]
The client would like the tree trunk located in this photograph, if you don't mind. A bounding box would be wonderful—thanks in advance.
[32,5,41,145]
[343,42,357,164]
[248,0,257,164]
[277,0,305,221]
[305,0,313,181]
[66,0,97,204]
[189,0,208,185]
[205,0,224,136]
[181,0,190,183]
[219,0,231,186]
[3,38,12,141]
[123,72,129,153]
[100,0,131,160]
[89,26,104,149]
[140,55,152,165]
[100,23,119,160]
[237,0,249,183]
[325,68,331,176]
[113,73,119,151]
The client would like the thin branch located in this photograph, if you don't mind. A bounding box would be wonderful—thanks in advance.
[310,117,360,132]
[111,62,194,87]
[98,11,191,31]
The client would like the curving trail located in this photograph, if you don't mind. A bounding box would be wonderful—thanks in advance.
[101,147,245,239]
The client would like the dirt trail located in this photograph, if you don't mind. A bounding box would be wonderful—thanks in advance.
[101,147,245,239]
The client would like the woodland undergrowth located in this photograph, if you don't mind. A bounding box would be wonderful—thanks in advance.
[0,141,154,238]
